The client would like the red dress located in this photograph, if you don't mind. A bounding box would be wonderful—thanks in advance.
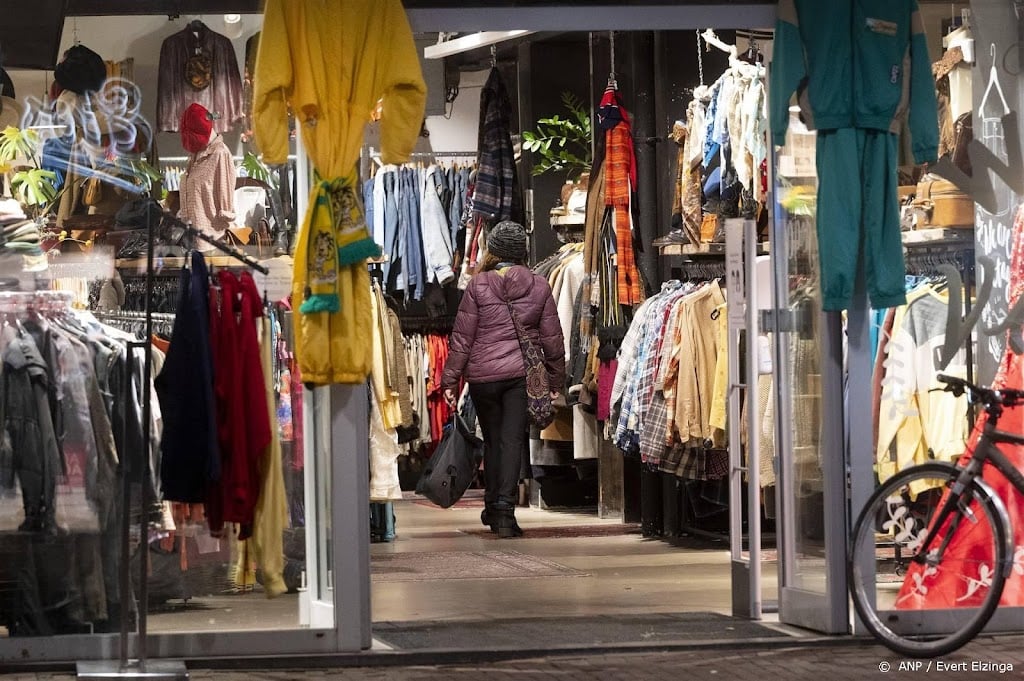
[207,270,272,536]
[898,204,1024,608]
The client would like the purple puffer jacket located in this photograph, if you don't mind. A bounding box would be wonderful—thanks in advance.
[442,265,565,392]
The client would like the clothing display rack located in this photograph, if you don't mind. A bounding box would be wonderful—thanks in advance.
[399,314,456,334]
[361,147,477,186]
[93,311,176,337]
[365,147,477,160]
[672,258,727,280]
[79,198,268,681]
[903,242,976,419]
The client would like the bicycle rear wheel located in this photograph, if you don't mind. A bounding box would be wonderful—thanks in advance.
[849,461,1010,658]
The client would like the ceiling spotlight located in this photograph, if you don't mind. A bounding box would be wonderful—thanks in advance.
[224,14,242,24]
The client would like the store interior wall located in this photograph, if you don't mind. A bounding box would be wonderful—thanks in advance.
[6,14,264,160]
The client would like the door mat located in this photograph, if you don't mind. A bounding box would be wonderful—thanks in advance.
[371,550,586,582]
[373,611,791,650]
[460,523,642,540]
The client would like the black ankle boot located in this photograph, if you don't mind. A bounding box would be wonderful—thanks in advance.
[492,502,523,538]
[481,504,497,532]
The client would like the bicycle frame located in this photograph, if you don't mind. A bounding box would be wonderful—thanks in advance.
[909,420,1024,575]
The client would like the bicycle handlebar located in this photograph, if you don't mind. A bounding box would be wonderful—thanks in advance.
[936,374,1024,407]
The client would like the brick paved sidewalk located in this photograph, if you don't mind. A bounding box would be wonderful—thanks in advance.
[5,634,1023,681]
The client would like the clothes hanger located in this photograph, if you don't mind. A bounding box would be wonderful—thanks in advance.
[980,43,1010,116]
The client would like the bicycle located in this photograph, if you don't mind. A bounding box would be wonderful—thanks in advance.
[848,373,1024,658]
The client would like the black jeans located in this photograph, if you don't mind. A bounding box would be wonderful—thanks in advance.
[469,377,527,505]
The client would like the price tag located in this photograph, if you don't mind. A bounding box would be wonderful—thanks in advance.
[255,255,294,303]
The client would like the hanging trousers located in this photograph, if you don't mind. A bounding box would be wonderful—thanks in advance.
[815,128,906,311]
[469,377,528,505]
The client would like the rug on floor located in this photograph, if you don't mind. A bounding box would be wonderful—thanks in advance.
[411,495,486,509]
[460,523,642,539]
[373,611,792,649]
[371,550,587,582]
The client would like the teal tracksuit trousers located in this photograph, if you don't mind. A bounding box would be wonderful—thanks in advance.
[816,128,905,311]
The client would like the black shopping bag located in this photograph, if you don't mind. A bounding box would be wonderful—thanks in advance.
[416,413,482,508]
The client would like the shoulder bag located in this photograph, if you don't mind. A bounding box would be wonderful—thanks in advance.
[504,295,556,429]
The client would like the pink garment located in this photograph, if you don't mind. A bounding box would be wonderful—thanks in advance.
[291,363,304,471]
[597,359,618,422]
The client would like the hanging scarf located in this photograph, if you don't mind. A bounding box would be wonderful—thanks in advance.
[600,83,643,306]
[300,173,382,314]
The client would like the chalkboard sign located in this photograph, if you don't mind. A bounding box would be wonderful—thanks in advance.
[969,3,1022,386]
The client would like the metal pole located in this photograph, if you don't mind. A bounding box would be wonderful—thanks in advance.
[136,197,155,666]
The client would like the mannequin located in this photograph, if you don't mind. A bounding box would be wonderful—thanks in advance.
[179,102,236,245]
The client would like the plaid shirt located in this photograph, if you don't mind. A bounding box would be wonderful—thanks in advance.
[609,296,657,417]
[609,298,658,451]
[472,68,521,224]
[614,284,682,451]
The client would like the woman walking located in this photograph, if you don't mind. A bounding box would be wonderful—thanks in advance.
[442,221,565,537]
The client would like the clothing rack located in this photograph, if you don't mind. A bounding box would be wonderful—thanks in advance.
[670,259,727,281]
[362,146,478,179]
[902,243,976,420]
[93,310,176,323]
[365,147,477,160]
[93,311,176,338]
[400,314,456,334]
[903,247,975,278]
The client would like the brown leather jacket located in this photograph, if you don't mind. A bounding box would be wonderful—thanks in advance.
[442,265,565,392]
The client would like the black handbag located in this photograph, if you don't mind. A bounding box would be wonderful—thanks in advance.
[415,412,482,508]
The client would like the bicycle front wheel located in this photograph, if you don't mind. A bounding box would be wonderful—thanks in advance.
[849,462,1010,658]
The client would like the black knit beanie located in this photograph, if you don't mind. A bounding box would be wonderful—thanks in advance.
[487,220,528,262]
[55,45,107,95]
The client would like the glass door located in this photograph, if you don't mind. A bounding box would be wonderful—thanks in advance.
[770,117,849,634]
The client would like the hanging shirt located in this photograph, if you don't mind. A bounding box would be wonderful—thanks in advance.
[156,22,244,133]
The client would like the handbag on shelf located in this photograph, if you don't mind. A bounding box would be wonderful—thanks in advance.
[415,412,482,508]
[909,175,974,230]
[505,296,556,429]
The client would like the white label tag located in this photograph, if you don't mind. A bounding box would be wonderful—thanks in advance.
[255,255,294,303]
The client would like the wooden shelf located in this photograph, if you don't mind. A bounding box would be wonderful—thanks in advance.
[657,241,770,256]
[903,228,974,248]
[550,214,586,226]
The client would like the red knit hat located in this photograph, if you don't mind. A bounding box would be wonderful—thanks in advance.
[181,103,213,154]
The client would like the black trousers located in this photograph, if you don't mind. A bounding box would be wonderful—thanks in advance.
[469,377,527,505]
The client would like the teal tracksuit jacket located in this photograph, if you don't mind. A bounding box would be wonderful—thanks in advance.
[770,0,939,311]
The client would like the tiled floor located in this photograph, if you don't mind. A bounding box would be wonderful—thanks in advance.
[371,493,779,624]
[131,493,779,636]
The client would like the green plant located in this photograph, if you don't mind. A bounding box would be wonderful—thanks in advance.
[522,92,592,179]
[241,151,278,189]
[0,126,57,213]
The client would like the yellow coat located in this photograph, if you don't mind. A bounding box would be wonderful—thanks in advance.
[253,0,427,384]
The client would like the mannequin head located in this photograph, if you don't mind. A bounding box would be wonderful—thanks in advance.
[181,102,213,154]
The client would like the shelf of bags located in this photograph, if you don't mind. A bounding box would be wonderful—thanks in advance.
[657,242,724,255]
[657,241,770,256]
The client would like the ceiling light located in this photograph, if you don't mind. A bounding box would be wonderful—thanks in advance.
[224,14,242,24]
